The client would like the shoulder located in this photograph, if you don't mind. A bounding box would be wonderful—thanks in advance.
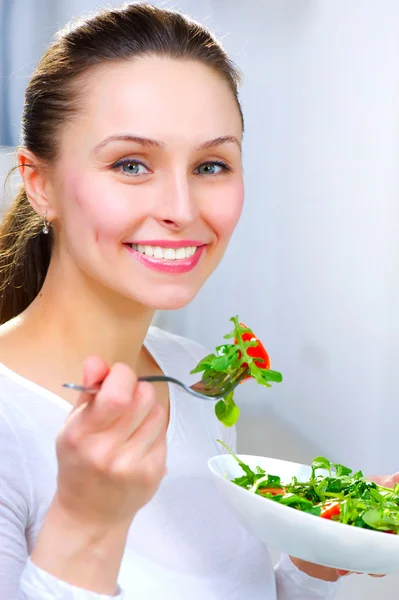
[146,326,209,371]
[0,374,64,498]
[0,395,20,448]
[0,393,34,472]
[147,327,237,449]
[0,395,32,513]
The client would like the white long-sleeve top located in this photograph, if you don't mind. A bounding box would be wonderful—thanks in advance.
[0,326,342,599]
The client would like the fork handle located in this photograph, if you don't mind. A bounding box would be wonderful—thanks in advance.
[63,376,183,395]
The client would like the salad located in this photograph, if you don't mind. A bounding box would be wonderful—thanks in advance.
[219,440,399,535]
[191,316,282,427]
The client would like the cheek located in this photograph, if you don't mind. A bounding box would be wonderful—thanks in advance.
[207,183,244,241]
[59,172,138,243]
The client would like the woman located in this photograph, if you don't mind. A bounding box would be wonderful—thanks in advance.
[0,3,386,599]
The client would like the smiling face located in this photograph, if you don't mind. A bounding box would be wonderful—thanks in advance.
[47,56,244,310]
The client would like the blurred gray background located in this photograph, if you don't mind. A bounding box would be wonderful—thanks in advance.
[1,1,399,597]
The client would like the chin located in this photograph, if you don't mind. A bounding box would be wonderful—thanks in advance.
[137,286,201,311]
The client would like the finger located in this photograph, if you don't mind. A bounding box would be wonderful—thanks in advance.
[127,400,167,453]
[91,380,160,441]
[368,473,399,487]
[70,356,110,411]
[117,428,167,482]
[83,356,110,387]
[142,433,168,477]
[110,380,161,438]
[111,407,167,478]
[83,362,137,432]
[64,357,110,425]
[368,475,391,486]
[381,473,399,488]
[336,570,385,578]
[120,401,167,461]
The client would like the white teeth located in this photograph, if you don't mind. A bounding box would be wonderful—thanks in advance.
[175,247,186,259]
[153,246,163,259]
[163,248,176,260]
[130,243,198,260]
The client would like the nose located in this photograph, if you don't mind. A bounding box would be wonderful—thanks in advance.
[154,169,199,231]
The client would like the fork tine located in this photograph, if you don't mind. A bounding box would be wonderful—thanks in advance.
[220,365,247,385]
[232,365,249,380]
[201,370,230,388]
[214,366,249,394]
[207,374,235,392]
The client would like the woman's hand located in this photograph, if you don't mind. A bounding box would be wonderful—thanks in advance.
[335,472,399,578]
[55,355,168,527]
[31,355,168,594]
[291,472,399,581]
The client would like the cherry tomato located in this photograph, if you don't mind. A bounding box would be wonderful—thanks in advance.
[320,502,341,519]
[235,323,270,381]
[258,487,286,496]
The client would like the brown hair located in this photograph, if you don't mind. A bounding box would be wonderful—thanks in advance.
[0,2,243,325]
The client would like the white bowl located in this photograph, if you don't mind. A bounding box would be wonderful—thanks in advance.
[208,453,399,574]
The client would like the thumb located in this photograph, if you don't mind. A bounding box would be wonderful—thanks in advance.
[70,356,110,411]
[83,355,110,387]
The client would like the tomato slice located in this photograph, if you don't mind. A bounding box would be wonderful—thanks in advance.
[235,323,270,381]
[320,502,341,519]
[258,487,286,496]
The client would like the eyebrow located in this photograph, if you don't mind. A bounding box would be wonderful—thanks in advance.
[93,134,241,153]
[197,136,241,152]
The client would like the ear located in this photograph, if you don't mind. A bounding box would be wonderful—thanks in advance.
[17,150,56,221]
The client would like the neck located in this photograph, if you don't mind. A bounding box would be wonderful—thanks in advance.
[13,257,156,378]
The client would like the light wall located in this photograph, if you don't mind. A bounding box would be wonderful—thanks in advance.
[157,0,399,477]
[3,0,399,481]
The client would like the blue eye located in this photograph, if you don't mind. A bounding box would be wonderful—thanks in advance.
[113,159,150,176]
[195,161,229,175]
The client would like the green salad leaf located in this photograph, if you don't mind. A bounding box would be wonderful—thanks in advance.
[191,316,282,427]
[218,440,399,534]
[215,392,240,427]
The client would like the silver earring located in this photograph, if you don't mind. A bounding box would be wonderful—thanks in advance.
[42,211,50,235]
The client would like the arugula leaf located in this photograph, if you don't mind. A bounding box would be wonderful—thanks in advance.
[311,457,331,478]
[332,463,353,477]
[362,509,398,531]
[217,439,257,485]
[191,316,282,426]
[215,393,240,428]
[278,494,321,515]
[217,440,399,535]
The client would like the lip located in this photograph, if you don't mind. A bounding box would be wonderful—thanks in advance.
[126,240,204,249]
[124,243,205,274]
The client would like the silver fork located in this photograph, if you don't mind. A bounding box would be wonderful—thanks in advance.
[63,364,249,401]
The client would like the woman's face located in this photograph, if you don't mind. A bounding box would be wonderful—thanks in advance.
[50,56,244,309]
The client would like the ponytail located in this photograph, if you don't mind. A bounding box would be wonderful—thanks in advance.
[0,180,52,324]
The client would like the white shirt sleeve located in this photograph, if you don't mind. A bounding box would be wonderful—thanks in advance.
[0,405,124,600]
[274,553,343,599]
[18,559,125,600]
